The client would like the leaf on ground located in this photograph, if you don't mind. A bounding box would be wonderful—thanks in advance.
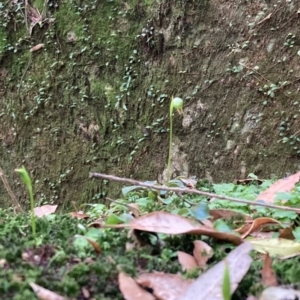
[261,253,278,287]
[278,227,294,240]
[256,172,300,203]
[34,205,58,217]
[249,238,300,258]
[122,185,146,196]
[237,218,282,239]
[250,232,274,239]
[106,213,127,225]
[69,211,89,219]
[30,283,66,300]
[210,209,252,222]
[178,242,253,300]
[259,286,300,300]
[193,240,213,267]
[129,212,243,245]
[191,202,210,221]
[118,272,156,300]
[136,272,193,300]
[30,43,44,52]
[178,251,198,271]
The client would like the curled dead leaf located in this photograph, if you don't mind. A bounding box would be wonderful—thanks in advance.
[236,217,281,239]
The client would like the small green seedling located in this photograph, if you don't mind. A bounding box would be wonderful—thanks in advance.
[167,97,183,182]
[222,260,231,300]
[15,166,36,240]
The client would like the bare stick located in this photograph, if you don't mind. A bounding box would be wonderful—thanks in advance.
[0,167,22,212]
[89,172,300,213]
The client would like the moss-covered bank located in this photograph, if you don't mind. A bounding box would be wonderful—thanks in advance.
[1,0,300,207]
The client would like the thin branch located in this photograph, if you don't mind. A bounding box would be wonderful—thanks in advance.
[89,172,300,213]
[0,167,22,212]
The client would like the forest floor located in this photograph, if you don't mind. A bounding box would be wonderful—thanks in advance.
[2,171,300,300]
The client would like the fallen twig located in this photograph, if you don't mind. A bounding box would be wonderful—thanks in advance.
[0,167,22,212]
[89,172,300,213]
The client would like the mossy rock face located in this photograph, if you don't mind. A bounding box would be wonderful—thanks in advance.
[0,0,300,207]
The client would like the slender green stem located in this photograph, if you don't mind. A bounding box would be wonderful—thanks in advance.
[28,185,36,238]
[167,102,174,182]
[15,166,36,240]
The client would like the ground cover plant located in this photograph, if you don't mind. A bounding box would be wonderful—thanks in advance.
[2,169,300,299]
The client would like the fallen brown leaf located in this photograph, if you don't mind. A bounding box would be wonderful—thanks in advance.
[34,205,58,217]
[129,212,243,245]
[278,227,294,240]
[256,172,300,203]
[261,253,278,287]
[193,240,213,267]
[210,209,251,222]
[237,217,282,239]
[30,282,66,300]
[70,211,90,219]
[178,242,253,300]
[30,43,44,52]
[118,272,156,300]
[136,272,193,300]
[178,251,198,271]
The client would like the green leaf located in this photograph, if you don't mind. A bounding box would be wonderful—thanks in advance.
[175,207,191,216]
[293,227,300,242]
[158,196,175,205]
[213,183,235,195]
[274,192,292,201]
[247,173,258,180]
[106,214,126,225]
[222,260,231,300]
[122,185,144,196]
[271,210,297,220]
[191,202,210,221]
[167,179,185,188]
[249,238,300,257]
[214,219,233,233]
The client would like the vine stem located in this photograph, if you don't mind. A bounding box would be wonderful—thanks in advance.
[167,101,174,182]
[89,172,300,213]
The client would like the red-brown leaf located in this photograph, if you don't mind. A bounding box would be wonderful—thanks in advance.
[236,217,281,239]
[118,272,155,300]
[261,253,278,287]
[256,172,300,203]
[129,212,243,245]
